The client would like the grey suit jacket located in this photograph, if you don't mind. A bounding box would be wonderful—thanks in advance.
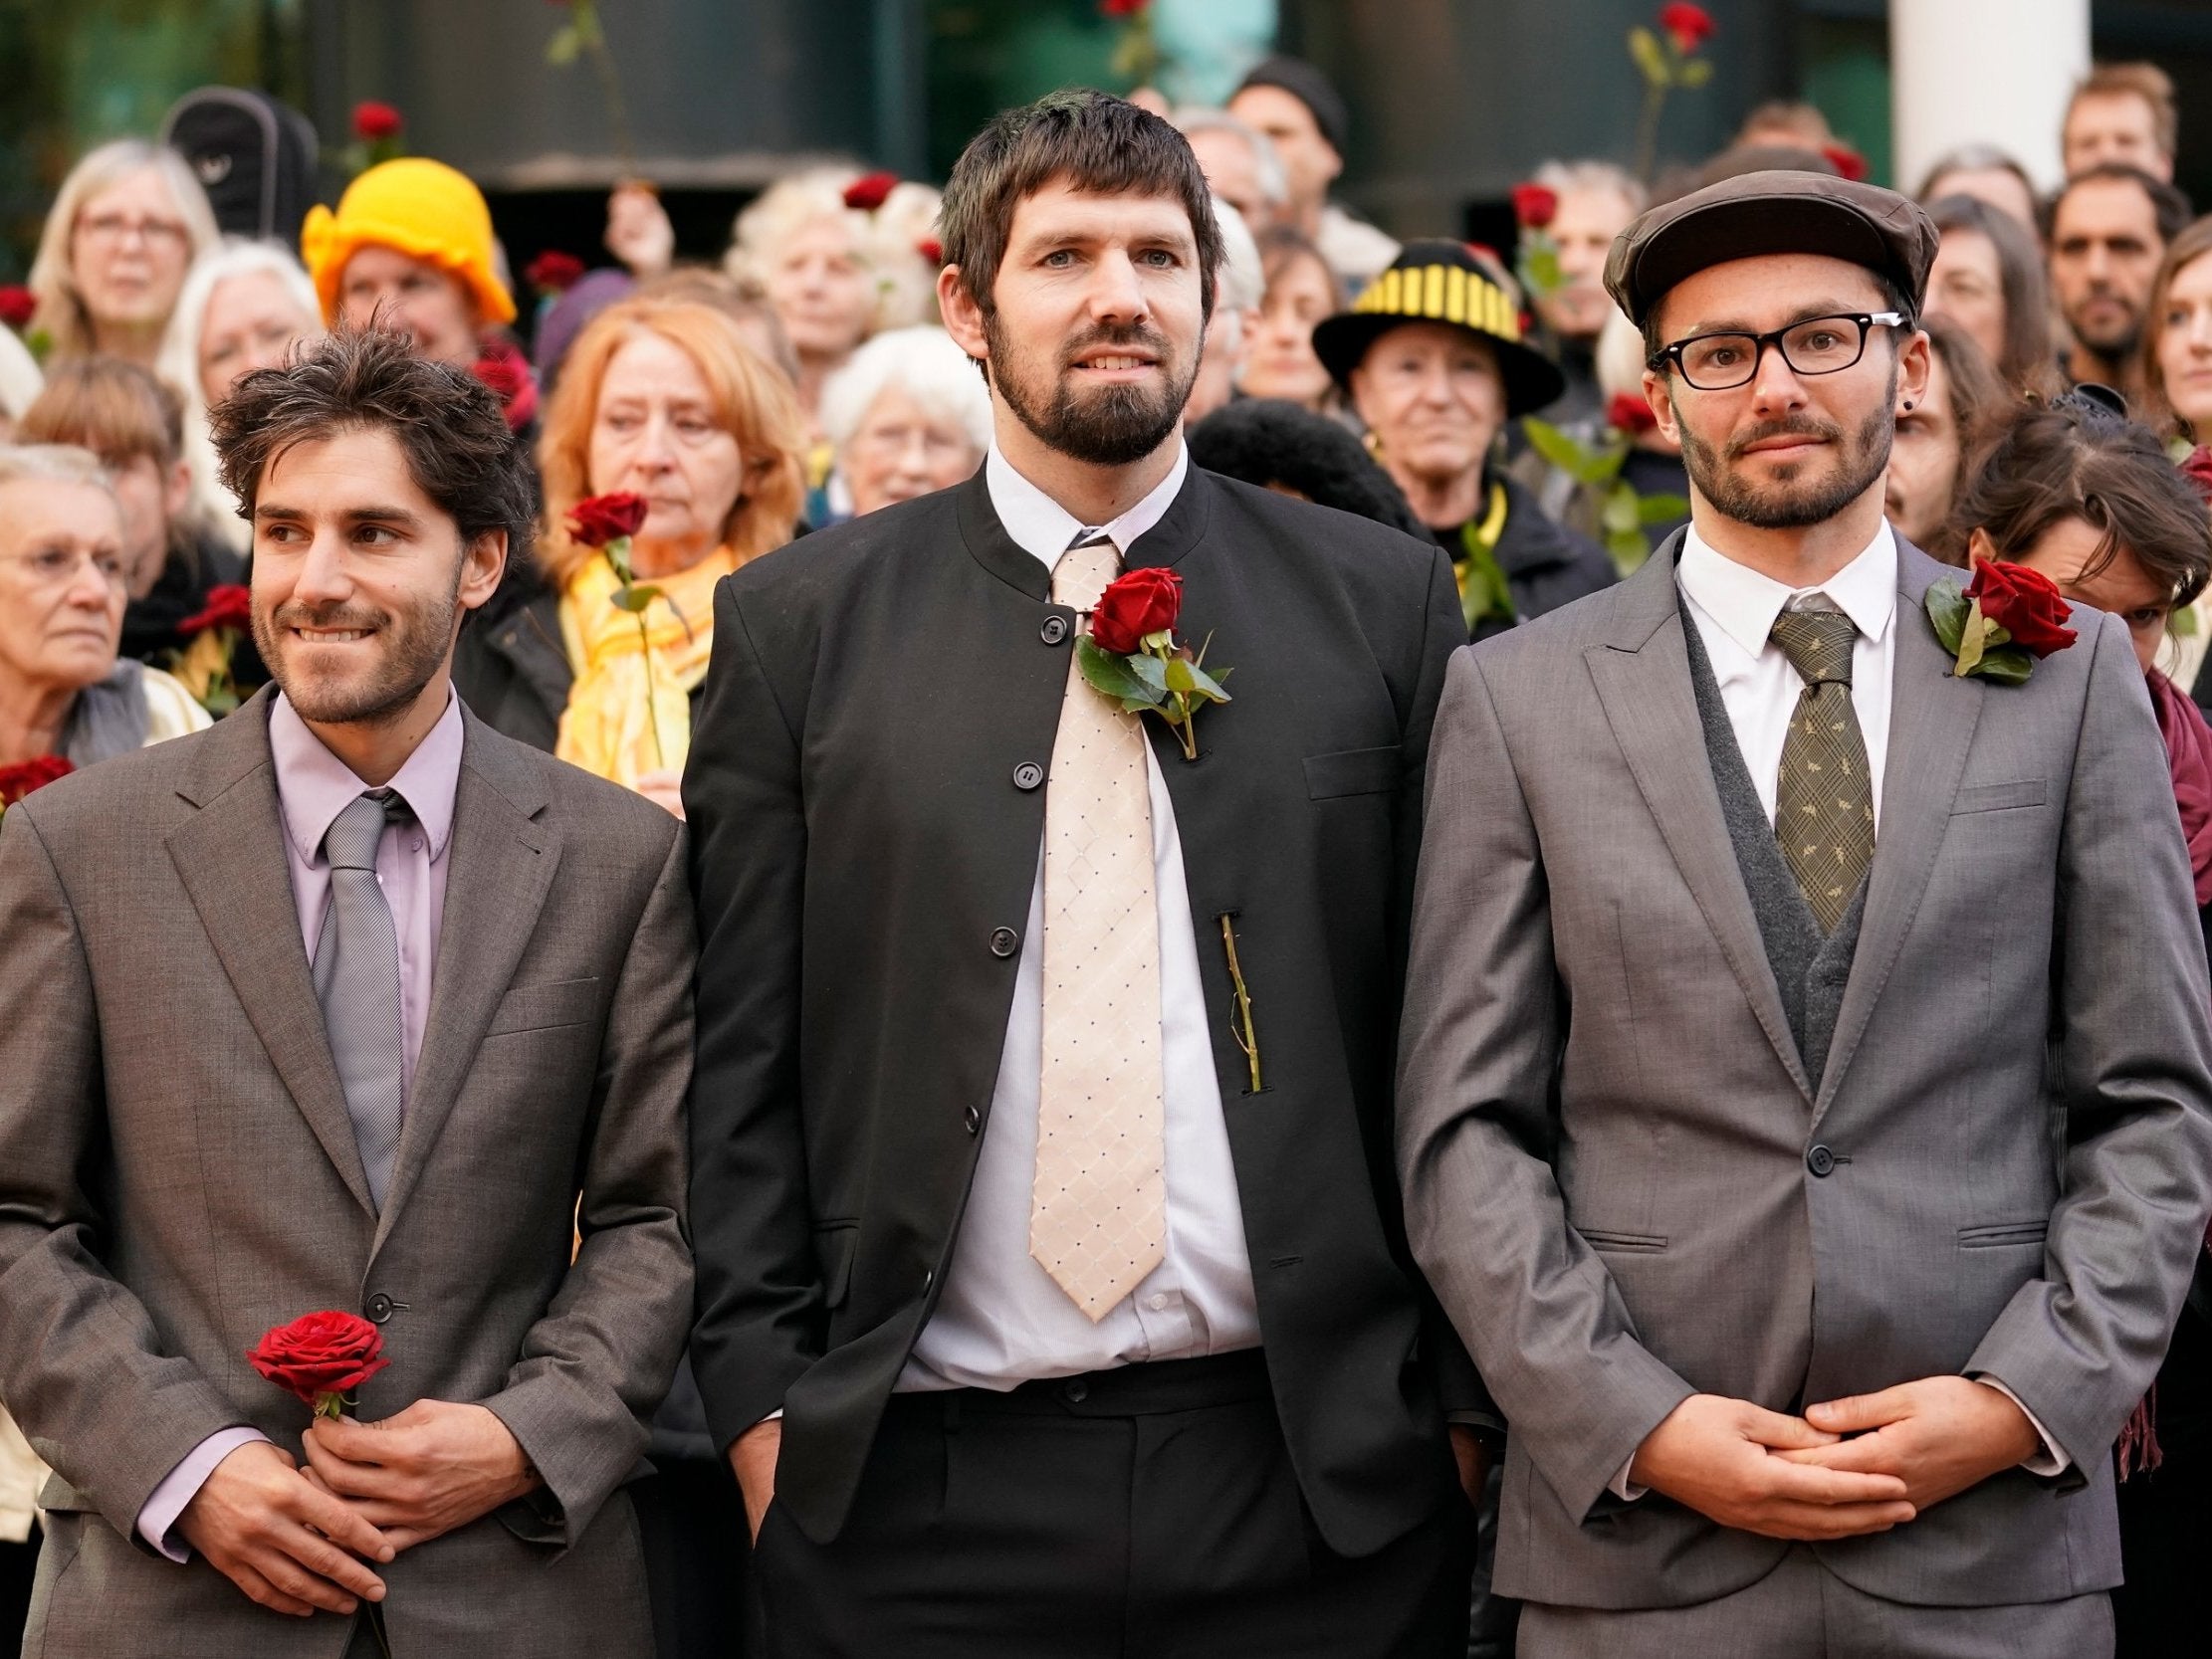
[0,693,695,1658]
[1397,533,2212,1611]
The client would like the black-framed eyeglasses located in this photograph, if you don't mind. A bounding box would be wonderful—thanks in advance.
[1650,311,1905,391]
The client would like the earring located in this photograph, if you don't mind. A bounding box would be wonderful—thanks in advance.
[1901,400,1913,411]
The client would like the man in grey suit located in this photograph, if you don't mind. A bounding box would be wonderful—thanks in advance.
[1398,170,2212,1655]
[0,327,694,1658]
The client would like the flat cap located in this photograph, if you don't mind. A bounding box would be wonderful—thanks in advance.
[1604,169,1938,327]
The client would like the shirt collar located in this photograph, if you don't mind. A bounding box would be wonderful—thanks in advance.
[984,442,1190,569]
[269,689,464,866]
[1676,518,1897,666]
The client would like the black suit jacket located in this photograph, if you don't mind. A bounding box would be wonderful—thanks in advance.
[684,464,1483,1553]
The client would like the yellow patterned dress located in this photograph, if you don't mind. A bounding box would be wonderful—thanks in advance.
[554,547,734,790]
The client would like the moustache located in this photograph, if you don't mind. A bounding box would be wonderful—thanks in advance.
[1725,417,1843,461]
[270,602,387,633]
[1059,323,1174,368]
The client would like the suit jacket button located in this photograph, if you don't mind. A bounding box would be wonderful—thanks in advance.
[990,927,1020,957]
[1012,762,1044,791]
[365,1293,395,1323]
[1062,1378,1089,1404]
[1806,1143,1837,1177]
[964,1105,982,1135]
[1040,615,1070,645]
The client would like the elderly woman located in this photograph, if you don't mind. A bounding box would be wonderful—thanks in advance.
[26,139,219,370]
[1239,225,1341,411]
[1881,313,2009,559]
[1924,193,2054,393]
[1946,394,2212,1659]
[155,239,323,551]
[1313,239,1614,639]
[817,325,990,520]
[0,444,208,774]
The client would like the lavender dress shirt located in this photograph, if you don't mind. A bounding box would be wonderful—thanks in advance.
[133,691,463,1560]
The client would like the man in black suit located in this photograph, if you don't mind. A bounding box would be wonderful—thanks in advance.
[684,91,1485,1656]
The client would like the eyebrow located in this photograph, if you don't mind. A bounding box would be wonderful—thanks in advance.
[254,504,427,529]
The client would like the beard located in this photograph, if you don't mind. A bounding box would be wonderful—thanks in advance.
[253,565,463,727]
[984,311,1198,467]
[1679,369,1897,530]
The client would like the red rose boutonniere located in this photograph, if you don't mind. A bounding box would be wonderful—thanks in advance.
[1074,567,1230,761]
[247,1310,389,1421]
[1924,557,2079,684]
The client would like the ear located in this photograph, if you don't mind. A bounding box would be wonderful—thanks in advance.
[457,527,507,614]
[162,457,192,518]
[1965,525,1996,567]
[1644,366,1682,447]
[1896,326,1933,413]
[938,265,990,364]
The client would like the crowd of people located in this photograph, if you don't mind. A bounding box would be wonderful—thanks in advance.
[2,39,2212,1659]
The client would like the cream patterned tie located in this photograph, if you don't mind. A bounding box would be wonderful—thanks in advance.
[1030,529,1167,1320]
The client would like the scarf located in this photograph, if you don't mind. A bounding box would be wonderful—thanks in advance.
[555,547,732,790]
[60,659,150,766]
[2150,669,2212,907]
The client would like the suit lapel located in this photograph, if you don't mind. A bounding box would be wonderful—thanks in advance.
[1814,545,1984,1119]
[166,693,376,1215]
[1586,542,1815,1102]
[371,716,557,1250]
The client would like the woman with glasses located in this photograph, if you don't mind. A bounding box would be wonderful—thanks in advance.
[817,325,991,521]
[24,140,220,371]
[0,445,208,776]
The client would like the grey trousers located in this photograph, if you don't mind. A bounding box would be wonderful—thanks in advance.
[1516,1547,2113,1659]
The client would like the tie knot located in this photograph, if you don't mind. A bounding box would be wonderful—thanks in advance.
[1052,531,1120,613]
[1769,605,1858,688]
[323,791,391,873]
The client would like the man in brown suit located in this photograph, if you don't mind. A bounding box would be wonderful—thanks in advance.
[0,327,694,1658]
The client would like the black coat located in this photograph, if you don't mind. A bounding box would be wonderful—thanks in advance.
[1434,471,1618,644]
[684,464,1487,1554]
[450,566,570,753]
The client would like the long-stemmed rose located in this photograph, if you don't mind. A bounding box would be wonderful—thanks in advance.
[168,582,253,717]
[1074,566,1230,761]
[247,1310,389,1422]
[566,492,669,765]
[1628,3,1717,181]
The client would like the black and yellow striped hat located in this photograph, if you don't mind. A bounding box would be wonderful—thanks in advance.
[1312,239,1566,415]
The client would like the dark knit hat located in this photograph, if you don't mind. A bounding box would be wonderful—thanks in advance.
[1233,56,1350,157]
[1311,240,1567,415]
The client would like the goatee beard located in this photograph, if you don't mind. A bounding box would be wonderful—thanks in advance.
[986,314,1196,468]
[1680,377,1896,531]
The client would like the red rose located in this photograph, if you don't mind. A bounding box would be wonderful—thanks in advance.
[566,491,650,547]
[0,754,74,807]
[1089,567,1183,655]
[527,249,586,295]
[1607,391,1659,435]
[0,285,34,330]
[1967,558,2079,658]
[1821,143,1869,182]
[2180,446,2212,505]
[916,237,944,265]
[179,583,253,637]
[1659,2,1714,52]
[246,1310,389,1409]
[1101,0,1150,16]
[351,101,403,142]
[1510,183,1559,230]
[842,171,898,213]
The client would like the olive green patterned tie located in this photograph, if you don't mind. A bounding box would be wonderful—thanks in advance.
[1770,603,1875,933]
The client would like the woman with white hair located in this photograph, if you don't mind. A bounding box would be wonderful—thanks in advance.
[27,139,220,370]
[818,325,991,519]
[155,239,323,550]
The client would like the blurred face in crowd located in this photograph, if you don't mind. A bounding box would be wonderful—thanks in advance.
[249,426,502,729]
[2051,178,2166,361]
[198,270,320,407]
[70,167,195,337]
[2156,251,2212,434]
[106,449,192,600]
[1227,86,1340,220]
[0,478,127,702]
[587,329,746,573]
[1987,515,2170,673]
[1240,248,1337,407]
[2064,93,2171,183]
[765,215,876,364]
[1645,253,1927,532]
[1925,230,2008,370]
[944,178,1206,470]
[1349,321,1506,509]
[336,244,482,368]
[1882,348,1962,547]
[1186,304,1250,426]
[1924,166,2041,234]
[1186,127,1275,228]
[843,384,982,516]
[1539,186,1641,342]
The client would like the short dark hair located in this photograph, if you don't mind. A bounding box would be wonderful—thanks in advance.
[210,324,535,565]
[1948,394,2211,611]
[2045,163,2193,246]
[939,90,1225,327]
[1924,193,2052,389]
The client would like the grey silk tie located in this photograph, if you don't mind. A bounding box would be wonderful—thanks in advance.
[313,791,405,1210]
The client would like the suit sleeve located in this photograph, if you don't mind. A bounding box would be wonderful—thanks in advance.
[0,804,248,1542]
[680,581,822,1451]
[1966,612,2212,1465]
[483,819,696,1545]
[1396,651,1694,1519]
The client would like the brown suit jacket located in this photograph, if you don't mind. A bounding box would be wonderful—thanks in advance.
[0,693,695,1658]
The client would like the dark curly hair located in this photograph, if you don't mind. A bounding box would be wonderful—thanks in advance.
[210,323,536,567]
[1188,398,1429,537]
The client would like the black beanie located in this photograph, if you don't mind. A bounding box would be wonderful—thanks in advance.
[1233,56,1350,157]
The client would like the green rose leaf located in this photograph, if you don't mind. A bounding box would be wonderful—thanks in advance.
[1972,645,2036,686]
[1601,485,1641,536]
[610,583,661,615]
[546,22,581,66]
[1606,526,1649,576]
[1077,637,1166,708]
[1637,492,1690,525]
[1954,596,1990,678]
[1924,580,1969,656]
[1128,651,1171,696]
[1678,57,1714,88]
[1165,656,1230,705]
[1628,24,1667,86]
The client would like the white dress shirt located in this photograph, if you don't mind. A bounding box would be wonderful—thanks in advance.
[1607,518,2061,1499]
[898,444,1262,1392]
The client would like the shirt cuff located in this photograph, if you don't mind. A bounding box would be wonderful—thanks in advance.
[136,1427,268,1562]
[1972,1376,2070,1476]
[1609,1454,1650,1502]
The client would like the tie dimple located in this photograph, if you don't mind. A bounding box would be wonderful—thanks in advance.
[1769,606,1858,689]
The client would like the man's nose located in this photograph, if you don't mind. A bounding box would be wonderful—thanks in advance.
[1086,250,1148,323]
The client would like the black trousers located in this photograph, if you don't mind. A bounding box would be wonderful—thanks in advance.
[2,1534,37,1656]
[2114,1447,2212,1656]
[632,1457,756,1659]
[752,1351,1474,1658]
